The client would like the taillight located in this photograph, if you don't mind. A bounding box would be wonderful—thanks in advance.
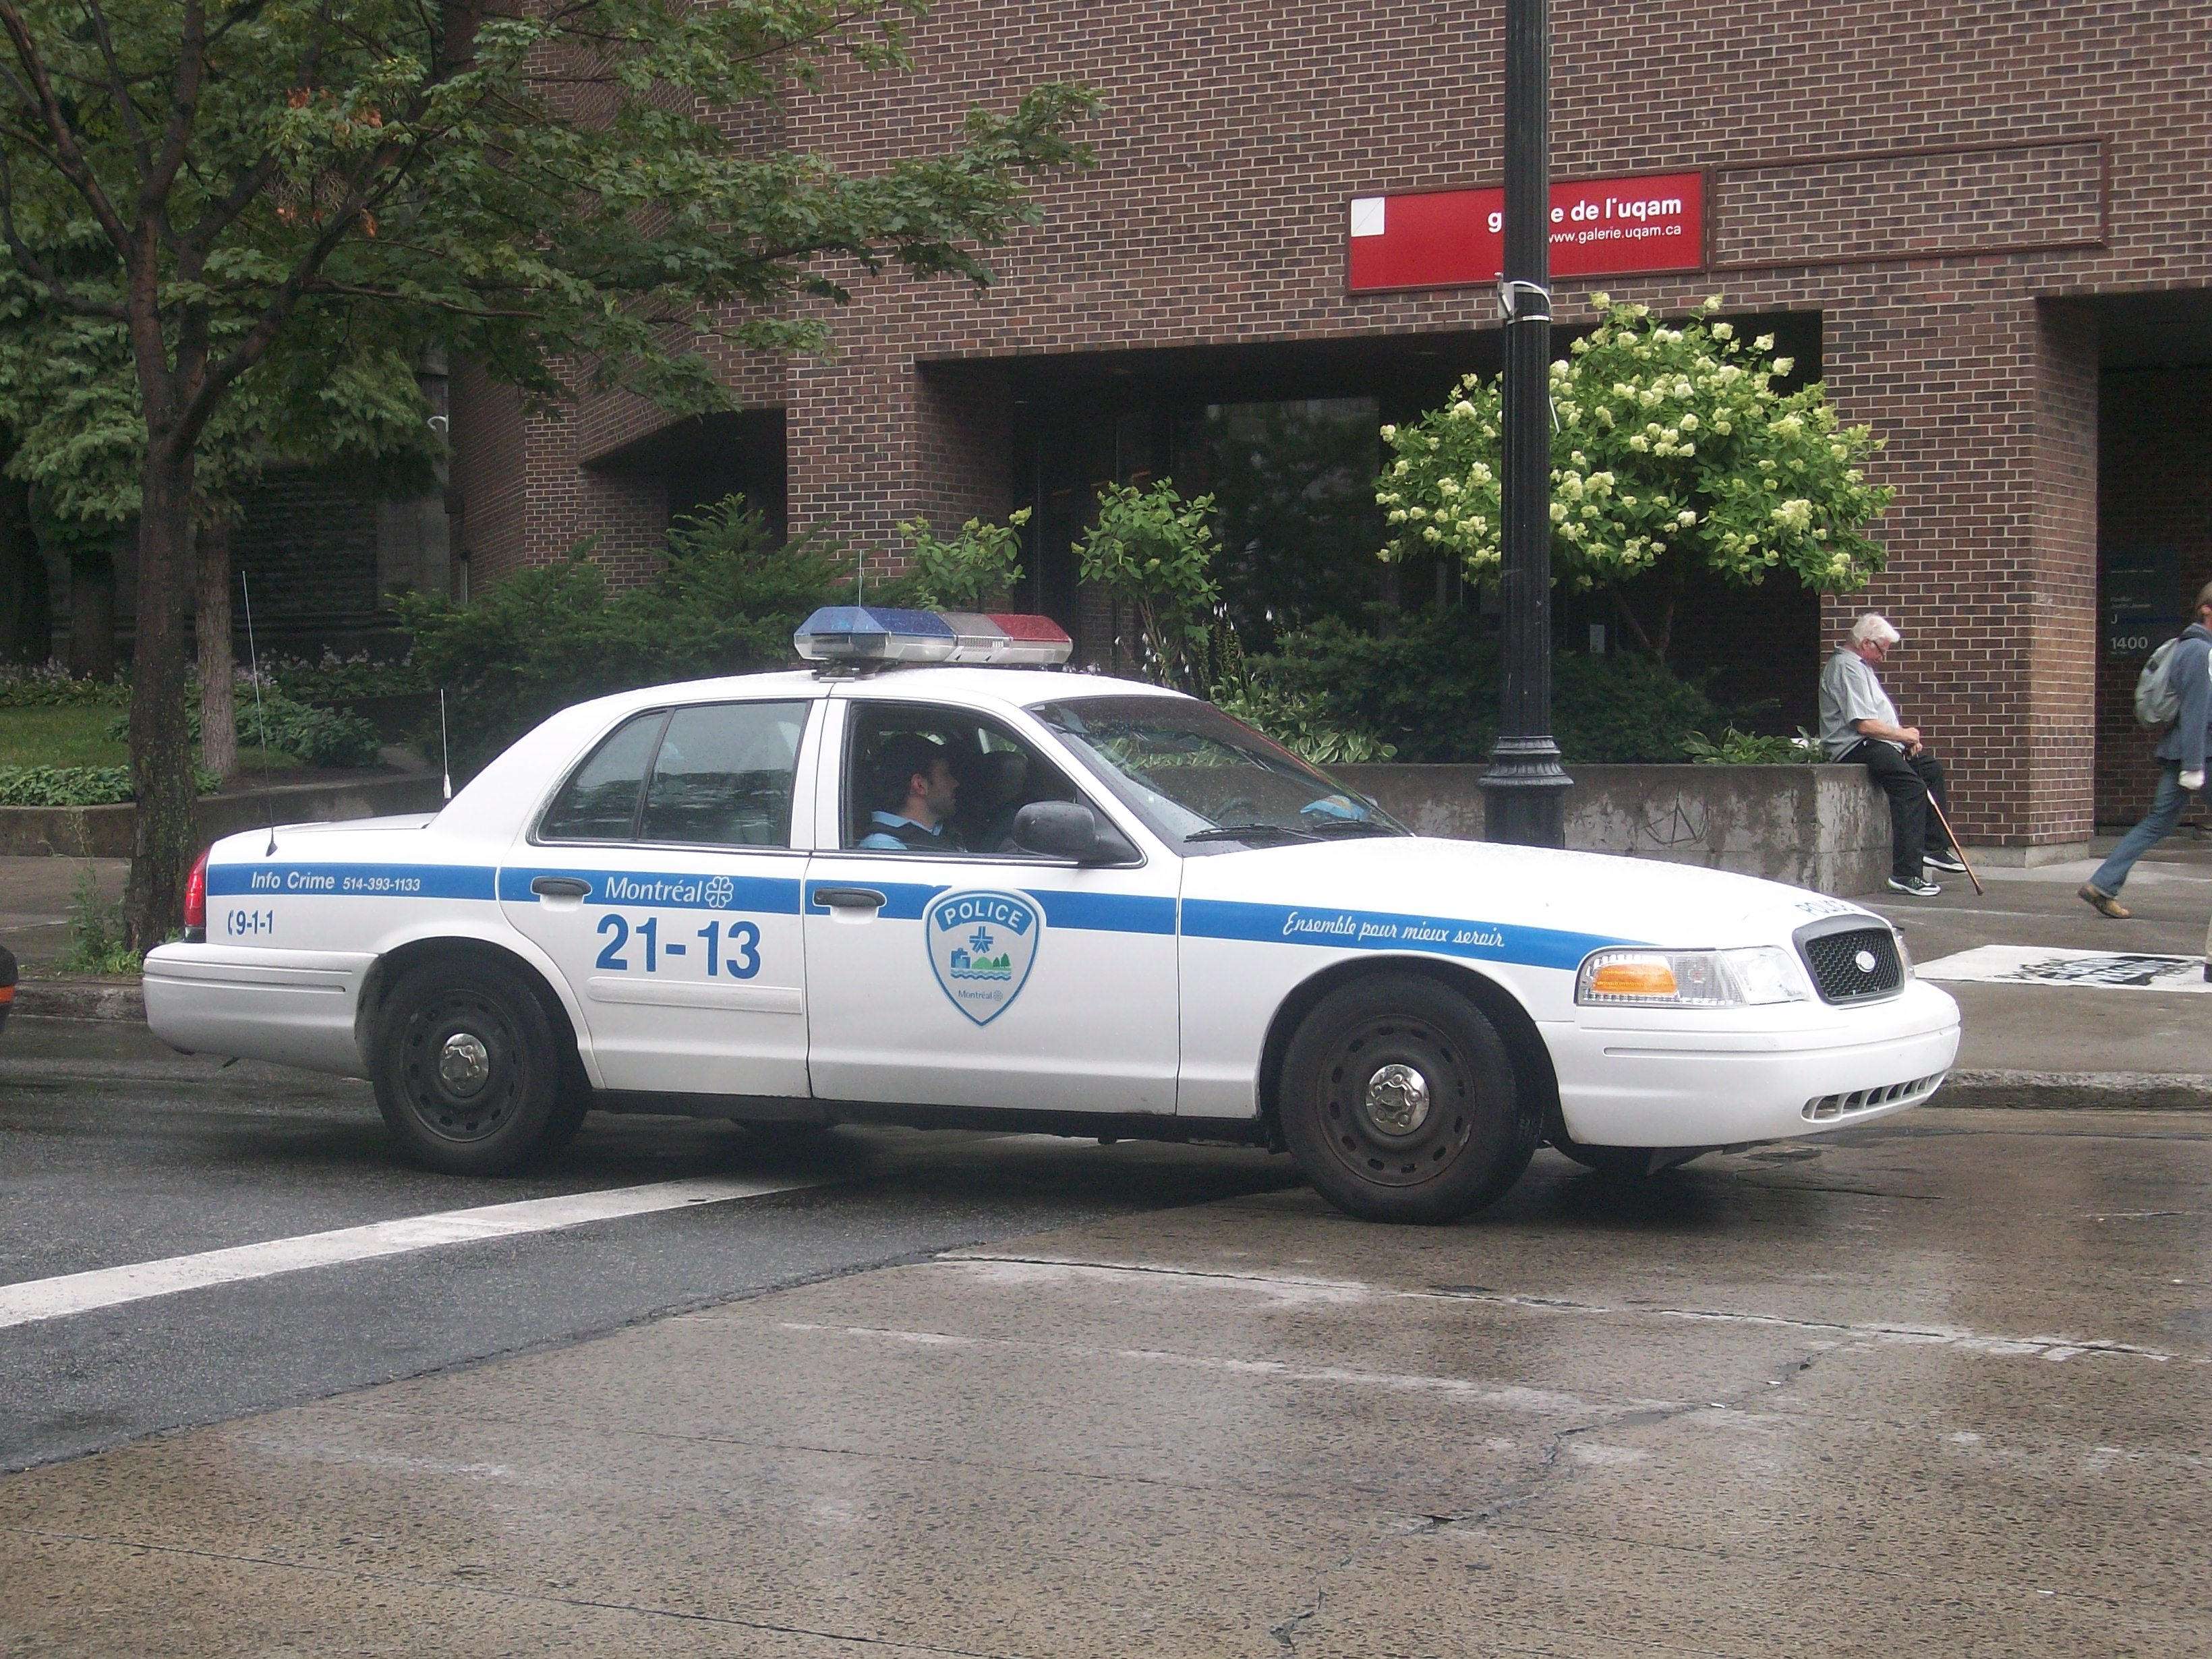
[183,848,208,940]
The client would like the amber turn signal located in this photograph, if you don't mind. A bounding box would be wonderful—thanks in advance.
[1585,959,1679,997]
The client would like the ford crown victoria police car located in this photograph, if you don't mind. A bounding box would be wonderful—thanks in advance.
[146,610,1960,1223]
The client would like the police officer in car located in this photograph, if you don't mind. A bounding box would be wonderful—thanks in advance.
[860,732,968,852]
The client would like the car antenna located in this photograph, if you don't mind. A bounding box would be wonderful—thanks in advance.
[239,570,278,857]
[439,688,453,802]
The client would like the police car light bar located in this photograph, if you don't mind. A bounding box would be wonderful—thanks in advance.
[794,607,1073,668]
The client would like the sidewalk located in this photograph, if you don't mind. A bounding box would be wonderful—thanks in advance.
[1870,833,2212,1107]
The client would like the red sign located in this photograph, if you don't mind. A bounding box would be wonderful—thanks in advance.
[1347,172,1705,293]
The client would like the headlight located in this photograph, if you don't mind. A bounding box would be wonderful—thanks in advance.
[1577,945,1811,1008]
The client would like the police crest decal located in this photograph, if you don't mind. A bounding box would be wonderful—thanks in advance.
[924,890,1041,1025]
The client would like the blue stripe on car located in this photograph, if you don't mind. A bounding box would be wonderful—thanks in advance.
[498,867,804,912]
[206,863,497,900]
[1180,898,1635,972]
[803,881,1175,935]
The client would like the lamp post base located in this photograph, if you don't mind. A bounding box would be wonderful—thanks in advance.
[1481,739,1573,848]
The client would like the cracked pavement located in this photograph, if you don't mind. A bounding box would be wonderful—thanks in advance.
[5,1106,2210,1656]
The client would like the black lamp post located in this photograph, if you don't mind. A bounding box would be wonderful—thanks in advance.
[1480,0,1571,846]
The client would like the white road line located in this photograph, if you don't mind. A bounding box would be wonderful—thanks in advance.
[0,1175,819,1331]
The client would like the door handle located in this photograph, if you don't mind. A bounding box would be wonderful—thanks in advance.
[814,887,887,911]
[530,876,591,900]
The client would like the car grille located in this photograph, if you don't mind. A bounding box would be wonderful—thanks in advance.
[1803,1071,1948,1122]
[1797,922,1904,1005]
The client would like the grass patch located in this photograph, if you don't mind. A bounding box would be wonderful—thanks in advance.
[0,705,301,778]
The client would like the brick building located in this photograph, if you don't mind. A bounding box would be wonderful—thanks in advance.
[446,1,2212,856]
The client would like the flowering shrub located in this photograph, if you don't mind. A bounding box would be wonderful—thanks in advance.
[1376,297,1892,657]
[0,663,130,709]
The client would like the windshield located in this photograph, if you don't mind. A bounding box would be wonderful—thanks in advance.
[1029,695,1407,853]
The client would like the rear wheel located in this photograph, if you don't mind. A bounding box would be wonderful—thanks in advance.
[1279,973,1538,1224]
[372,957,579,1175]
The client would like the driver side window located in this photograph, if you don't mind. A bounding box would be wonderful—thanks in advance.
[842,703,1083,856]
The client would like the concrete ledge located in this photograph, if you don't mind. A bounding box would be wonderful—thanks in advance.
[1336,763,1889,895]
[0,773,445,857]
[1940,1069,2212,1111]
[1955,842,2094,869]
[12,979,146,1021]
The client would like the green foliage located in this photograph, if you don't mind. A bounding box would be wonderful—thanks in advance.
[59,863,140,976]
[898,508,1031,610]
[0,765,133,805]
[109,685,379,768]
[400,496,852,776]
[0,664,129,708]
[266,650,428,704]
[1682,726,1822,764]
[1207,631,1396,764]
[1248,614,1732,765]
[1378,297,1892,647]
[1077,481,1223,689]
[1200,400,1385,647]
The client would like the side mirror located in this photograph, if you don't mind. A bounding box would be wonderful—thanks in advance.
[1012,801,1139,865]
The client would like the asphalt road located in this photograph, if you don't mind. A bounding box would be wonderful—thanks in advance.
[0,1019,1292,1473]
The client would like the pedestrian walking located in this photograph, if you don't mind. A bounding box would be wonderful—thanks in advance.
[2080,583,2212,919]
[1820,613,1965,898]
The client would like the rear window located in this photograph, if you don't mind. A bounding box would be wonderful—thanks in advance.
[539,701,809,846]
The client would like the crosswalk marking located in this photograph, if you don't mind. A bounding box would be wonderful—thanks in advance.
[0,1175,819,1330]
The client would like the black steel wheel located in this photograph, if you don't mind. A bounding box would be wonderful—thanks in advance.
[1279,972,1538,1224]
[373,956,573,1175]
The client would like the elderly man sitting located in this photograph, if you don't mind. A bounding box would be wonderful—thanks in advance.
[1820,613,1965,898]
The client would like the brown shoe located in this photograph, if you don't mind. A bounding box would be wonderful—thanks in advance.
[2078,883,2130,919]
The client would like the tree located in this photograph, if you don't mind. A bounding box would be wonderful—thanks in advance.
[0,279,442,776]
[1376,296,1892,661]
[0,2,1093,946]
[1076,479,1220,691]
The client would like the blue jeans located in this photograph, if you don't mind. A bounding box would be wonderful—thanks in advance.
[2091,764,2193,895]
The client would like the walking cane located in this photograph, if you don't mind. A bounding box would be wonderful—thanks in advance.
[1925,793,1983,896]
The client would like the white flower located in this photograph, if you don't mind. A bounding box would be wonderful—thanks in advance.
[1677,508,1698,527]
[1379,424,1397,441]
[1710,322,1734,339]
[1754,333,1776,351]
[1773,357,1795,376]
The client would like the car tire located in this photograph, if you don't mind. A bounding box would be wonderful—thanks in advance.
[372,956,575,1175]
[1279,972,1538,1224]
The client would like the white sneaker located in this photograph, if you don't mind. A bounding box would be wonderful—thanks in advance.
[1886,875,1942,898]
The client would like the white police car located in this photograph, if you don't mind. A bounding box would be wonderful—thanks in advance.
[146,608,1960,1223]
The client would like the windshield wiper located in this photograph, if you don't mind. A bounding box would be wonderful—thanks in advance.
[1184,824,1318,844]
[1303,817,1401,837]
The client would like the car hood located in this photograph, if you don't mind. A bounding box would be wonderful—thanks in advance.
[1177,836,1877,955]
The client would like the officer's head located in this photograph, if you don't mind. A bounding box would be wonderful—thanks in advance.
[874,732,958,822]
[2195,582,2212,627]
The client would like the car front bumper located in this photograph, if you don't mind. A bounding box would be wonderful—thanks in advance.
[1544,979,1962,1148]
[143,944,374,1076]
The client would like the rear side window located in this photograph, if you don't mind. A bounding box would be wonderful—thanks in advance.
[540,711,667,841]
[639,701,808,846]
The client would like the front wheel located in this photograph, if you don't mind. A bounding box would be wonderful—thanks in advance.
[372,957,577,1175]
[1279,973,1539,1224]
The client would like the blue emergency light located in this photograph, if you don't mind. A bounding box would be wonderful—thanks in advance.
[794,607,1074,668]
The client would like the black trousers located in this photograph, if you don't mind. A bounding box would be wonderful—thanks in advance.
[1842,742,1951,880]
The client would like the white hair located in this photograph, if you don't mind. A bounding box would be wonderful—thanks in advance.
[1851,613,1900,647]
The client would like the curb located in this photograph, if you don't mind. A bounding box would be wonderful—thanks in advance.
[1939,1069,2212,1113]
[11,979,146,1022]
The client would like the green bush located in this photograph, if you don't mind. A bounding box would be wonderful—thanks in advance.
[111,687,382,769]
[1246,613,1730,765]
[0,765,135,805]
[0,664,130,709]
[0,761,229,805]
[266,649,428,703]
[399,496,857,776]
[1681,726,1821,764]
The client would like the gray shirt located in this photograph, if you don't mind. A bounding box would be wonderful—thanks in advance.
[1819,648,1900,759]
